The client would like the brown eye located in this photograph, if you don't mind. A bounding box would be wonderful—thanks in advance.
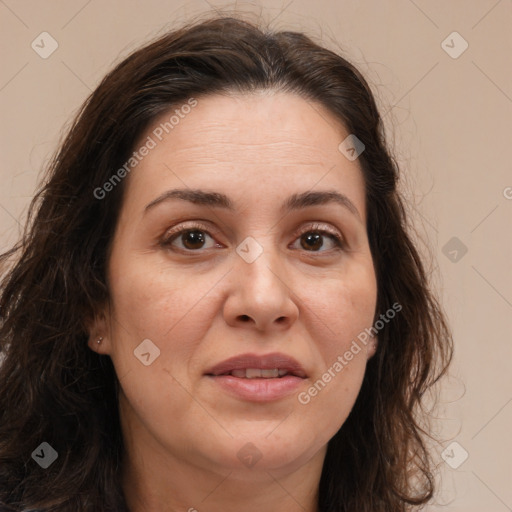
[177,230,208,250]
[161,224,219,252]
[300,232,324,251]
[292,225,344,253]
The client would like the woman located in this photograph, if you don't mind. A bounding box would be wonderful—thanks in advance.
[0,15,452,512]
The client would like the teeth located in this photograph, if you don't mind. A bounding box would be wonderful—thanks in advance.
[261,369,279,378]
[246,368,262,379]
[228,368,289,378]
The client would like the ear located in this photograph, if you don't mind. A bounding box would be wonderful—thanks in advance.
[85,306,111,355]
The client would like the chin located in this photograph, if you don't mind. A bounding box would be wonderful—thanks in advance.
[203,429,322,475]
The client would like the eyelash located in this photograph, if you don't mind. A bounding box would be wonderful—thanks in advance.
[160,221,345,254]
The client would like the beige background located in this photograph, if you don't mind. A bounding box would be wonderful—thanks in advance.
[1,1,511,510]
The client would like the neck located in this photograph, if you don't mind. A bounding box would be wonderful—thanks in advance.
[121,425,324,512]
[123,462,321,512]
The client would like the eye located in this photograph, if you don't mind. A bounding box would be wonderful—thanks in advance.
[161,222,220,252]
[161,222,344,254]
[289,223,344,253]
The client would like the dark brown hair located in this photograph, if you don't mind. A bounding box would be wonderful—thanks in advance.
[0,14,452,512]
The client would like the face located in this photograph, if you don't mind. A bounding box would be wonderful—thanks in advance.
[90,91,377,479]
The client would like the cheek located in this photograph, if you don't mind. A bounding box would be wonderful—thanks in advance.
[105,262,212,437]
[311,262,377,360]
[106,255,222,386]
[296,264,376,428]
[108,256,201,339]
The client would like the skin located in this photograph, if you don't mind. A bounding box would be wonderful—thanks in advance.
[88,90,378,512]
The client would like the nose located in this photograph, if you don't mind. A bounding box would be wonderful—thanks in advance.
[222,246,300,332]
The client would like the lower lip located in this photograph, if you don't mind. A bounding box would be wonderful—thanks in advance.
[207,375,304,402]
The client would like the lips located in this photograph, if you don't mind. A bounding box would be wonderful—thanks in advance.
[205,352,307,379]
[205,353,308,402]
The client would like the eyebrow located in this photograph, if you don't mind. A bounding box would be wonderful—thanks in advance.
[144,188,362,220]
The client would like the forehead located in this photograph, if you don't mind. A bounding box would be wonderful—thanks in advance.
[144,91,348,161]
[122,91,366,219]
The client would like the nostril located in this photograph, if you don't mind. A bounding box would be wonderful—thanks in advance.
[240,315,251,322]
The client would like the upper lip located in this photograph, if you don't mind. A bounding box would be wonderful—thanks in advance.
[205,352,307,378]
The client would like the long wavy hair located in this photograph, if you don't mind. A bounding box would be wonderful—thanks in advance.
[0,14,452,512]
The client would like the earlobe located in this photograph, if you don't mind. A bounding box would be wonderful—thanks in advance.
[85,307,110,354]
[87,334,108,354]
[366,339,378,359]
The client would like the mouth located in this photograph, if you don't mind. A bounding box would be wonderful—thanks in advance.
[205,352,307,379]
[218,368,301,378]
[204,352,307,402]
